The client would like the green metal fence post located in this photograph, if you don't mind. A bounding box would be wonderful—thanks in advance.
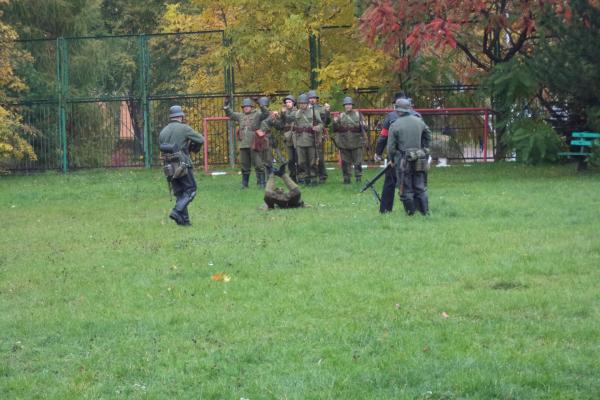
[223,32,236,168]
[56,37,68,173]
[309,32,319,90]
[139,34,151,168]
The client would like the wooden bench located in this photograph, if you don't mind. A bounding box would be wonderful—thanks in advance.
[558,131,600,170]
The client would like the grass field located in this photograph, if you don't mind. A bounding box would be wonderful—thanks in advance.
[1,163,599,399]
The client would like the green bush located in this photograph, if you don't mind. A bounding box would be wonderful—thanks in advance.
[502,118,565,164]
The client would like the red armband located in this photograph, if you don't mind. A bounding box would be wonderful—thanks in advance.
[381,128,389,137]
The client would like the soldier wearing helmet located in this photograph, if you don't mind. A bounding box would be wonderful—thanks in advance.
[273,94,299,182]
[158,105,204,226]
[332,96,367,184]
[307,90,331,183]
[255,96,278,181]
[289,93,323,185]
[224,96,270,188]
[374,91,422,213]
[388,97,431,216]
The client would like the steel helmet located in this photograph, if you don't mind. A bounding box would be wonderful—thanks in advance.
[298,94,309,104]
[241,98,253,107]
[284,94,296,104]
[394,98,412,112]
[169,105,185,118]
[258,96,269,107]
[343,96,353,105]
[307,90,319,99]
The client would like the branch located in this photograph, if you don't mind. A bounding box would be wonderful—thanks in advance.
[502,27,529,62]
[482,30,502,64]
[455,39,490,71]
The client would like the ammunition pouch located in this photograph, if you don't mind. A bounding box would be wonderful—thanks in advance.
[405,148,429,172]
[162,151,188,179]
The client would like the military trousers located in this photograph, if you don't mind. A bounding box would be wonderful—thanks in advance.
[286,145,298,182]
[340,147,363,179]
[296,146,317,182]
[399,167,428,215]
[317,142,327,181]
[257,147,272,173]
[379,166,397,213]
[239,148,265,176]
[170,167,197,224]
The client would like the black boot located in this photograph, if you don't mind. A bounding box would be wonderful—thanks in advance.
[355,176,362,183]
[402,199,416,216]
[343,176,351,184]
[241,173,249,189]
[257,172,266,188]
[273,162,287,177]
[416,196,429,215]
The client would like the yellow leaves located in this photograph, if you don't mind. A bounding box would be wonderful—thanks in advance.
[318,49,394,92]
[211,272,231,282]
[0,106,37,163]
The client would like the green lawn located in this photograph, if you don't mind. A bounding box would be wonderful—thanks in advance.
[1,163,599,399]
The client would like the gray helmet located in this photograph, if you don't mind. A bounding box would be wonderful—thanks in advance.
[169,105,185,118]
[307,90,318,99]
[298,94,309,104]
[241,98,253,107]
[394,98,412,112]
[258,96,269,107]
[343,96,353,105]
[284,94,296,104]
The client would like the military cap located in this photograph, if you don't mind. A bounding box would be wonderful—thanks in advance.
[169,105,185,118]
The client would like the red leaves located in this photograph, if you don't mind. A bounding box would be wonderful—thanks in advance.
[359,0,569,70]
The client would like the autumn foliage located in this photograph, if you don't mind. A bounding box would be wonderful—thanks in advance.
[359,0,574,71]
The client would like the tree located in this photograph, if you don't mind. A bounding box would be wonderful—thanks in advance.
[159,0,399,99]
[359,0,573,158]
[0,1,35,168]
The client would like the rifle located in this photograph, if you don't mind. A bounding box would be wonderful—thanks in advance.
[312,105,319,169]
[360,164,392,204]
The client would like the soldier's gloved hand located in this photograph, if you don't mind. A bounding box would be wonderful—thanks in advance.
[374,154,382,162]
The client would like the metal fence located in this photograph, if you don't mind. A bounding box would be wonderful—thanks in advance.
[201,106,493,173]
[3,31,491,172]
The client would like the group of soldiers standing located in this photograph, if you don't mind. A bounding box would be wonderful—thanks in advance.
[158,90,432,225]
[224,90,367,187]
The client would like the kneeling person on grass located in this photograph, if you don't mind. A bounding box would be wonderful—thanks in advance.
[263,163,304,209]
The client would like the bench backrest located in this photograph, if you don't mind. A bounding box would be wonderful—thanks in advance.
[570,132,600,147]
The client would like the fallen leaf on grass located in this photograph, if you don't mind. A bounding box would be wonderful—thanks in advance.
[211,272,224,281]
[211,272,231,282]
[441,311,449,318]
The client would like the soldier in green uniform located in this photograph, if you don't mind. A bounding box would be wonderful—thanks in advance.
[158,105,204,226]
[263,163,304,209]
[308,90,331,183]
[224,97,270,188]
[254,96,275,186]
[332,96,366,184]
[278,95,298,182]
[388,98,432,215]
[291,93,323,185]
